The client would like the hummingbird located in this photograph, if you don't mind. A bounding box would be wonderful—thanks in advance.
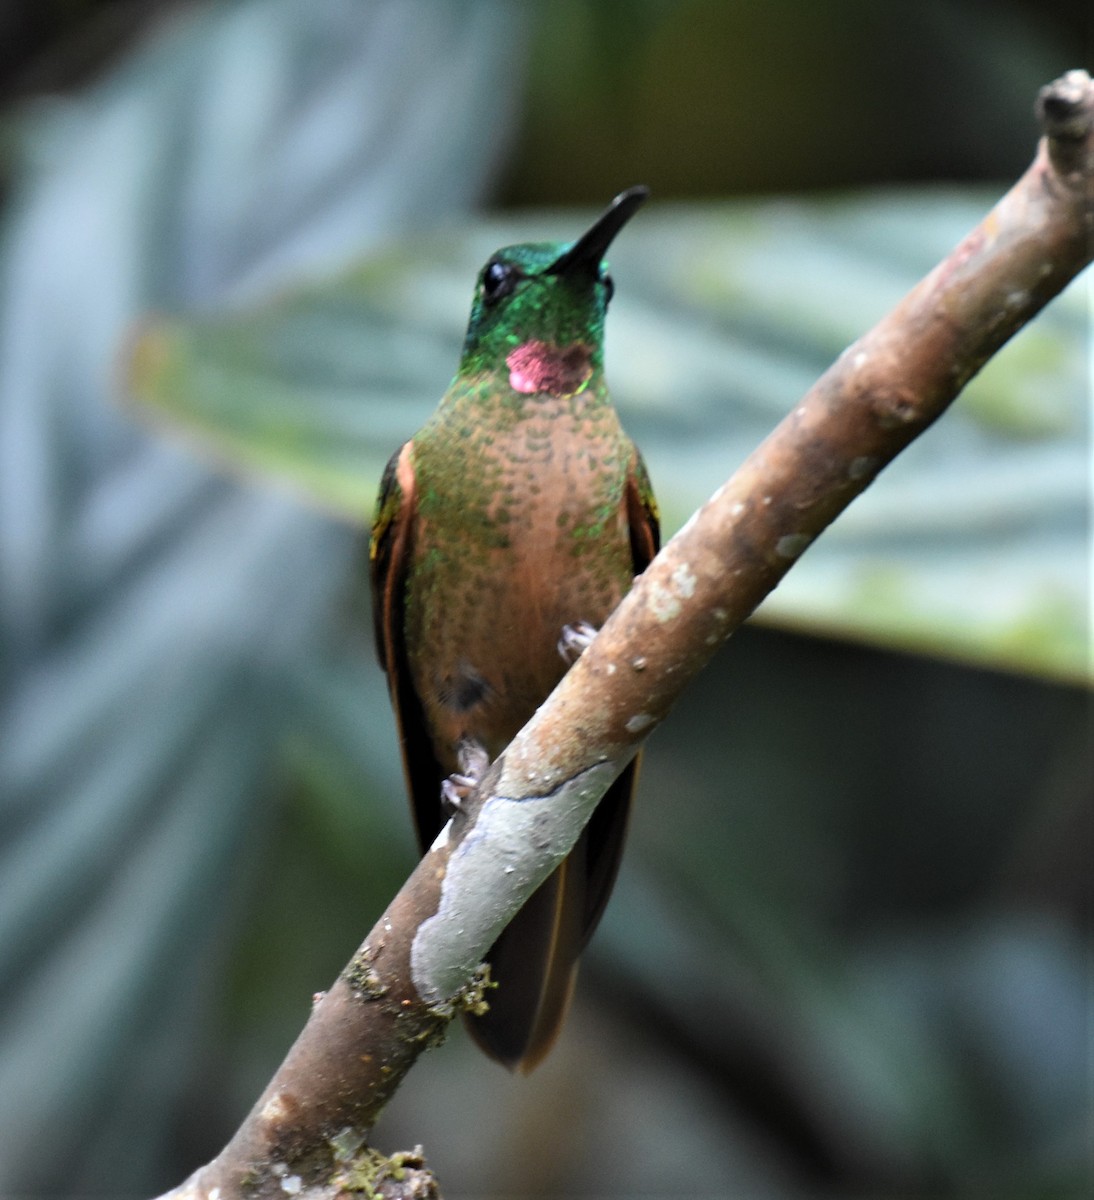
[370,186,658,1071]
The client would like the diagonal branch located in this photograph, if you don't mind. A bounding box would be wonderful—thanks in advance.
[158,70,1093,1200]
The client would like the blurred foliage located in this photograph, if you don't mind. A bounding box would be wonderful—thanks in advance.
[0,1,531,1195]
[131,190,1089,681]
[0,2,1089,1198]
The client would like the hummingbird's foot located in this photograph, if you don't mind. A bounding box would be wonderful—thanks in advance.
[558,620,598,664]
[441,736,490,813]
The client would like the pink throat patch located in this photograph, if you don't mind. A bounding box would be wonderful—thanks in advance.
[506,340,593,397]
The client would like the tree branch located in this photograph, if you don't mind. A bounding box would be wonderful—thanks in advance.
[156,70,1093,1200]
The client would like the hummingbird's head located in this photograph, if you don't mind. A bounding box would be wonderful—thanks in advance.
[458,186,648,397]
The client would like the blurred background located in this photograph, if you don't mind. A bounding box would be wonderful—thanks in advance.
[0,1,1089,1197]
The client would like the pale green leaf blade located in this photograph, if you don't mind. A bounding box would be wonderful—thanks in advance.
[128,190,1090,680]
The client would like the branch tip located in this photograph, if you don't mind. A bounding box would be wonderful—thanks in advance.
[1036,69,1093,140]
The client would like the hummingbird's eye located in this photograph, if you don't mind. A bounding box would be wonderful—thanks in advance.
[482,260,518,304]
[601,272,615,304]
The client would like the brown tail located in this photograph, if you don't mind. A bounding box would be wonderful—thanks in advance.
[463,760,637,1071]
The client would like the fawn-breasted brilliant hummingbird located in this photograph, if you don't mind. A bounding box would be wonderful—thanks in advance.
[370,186,658,1071]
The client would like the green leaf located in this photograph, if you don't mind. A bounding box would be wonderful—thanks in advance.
[129,189,1090,681]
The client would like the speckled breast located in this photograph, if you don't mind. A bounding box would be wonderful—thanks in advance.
[405,384,636,768]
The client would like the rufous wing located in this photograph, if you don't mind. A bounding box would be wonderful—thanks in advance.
[369,441,448,849]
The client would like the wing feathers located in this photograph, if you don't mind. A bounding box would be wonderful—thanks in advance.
[369,442,447,847]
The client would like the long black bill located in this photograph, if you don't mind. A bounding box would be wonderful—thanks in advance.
[547,184,649,280]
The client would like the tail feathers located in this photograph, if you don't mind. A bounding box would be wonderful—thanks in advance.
[462,763,638,1071]
[464,853,585,1072]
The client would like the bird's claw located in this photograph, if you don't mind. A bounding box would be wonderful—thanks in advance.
[441,737,490,813]
[558,620,598,664]
[441,776,474,812]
